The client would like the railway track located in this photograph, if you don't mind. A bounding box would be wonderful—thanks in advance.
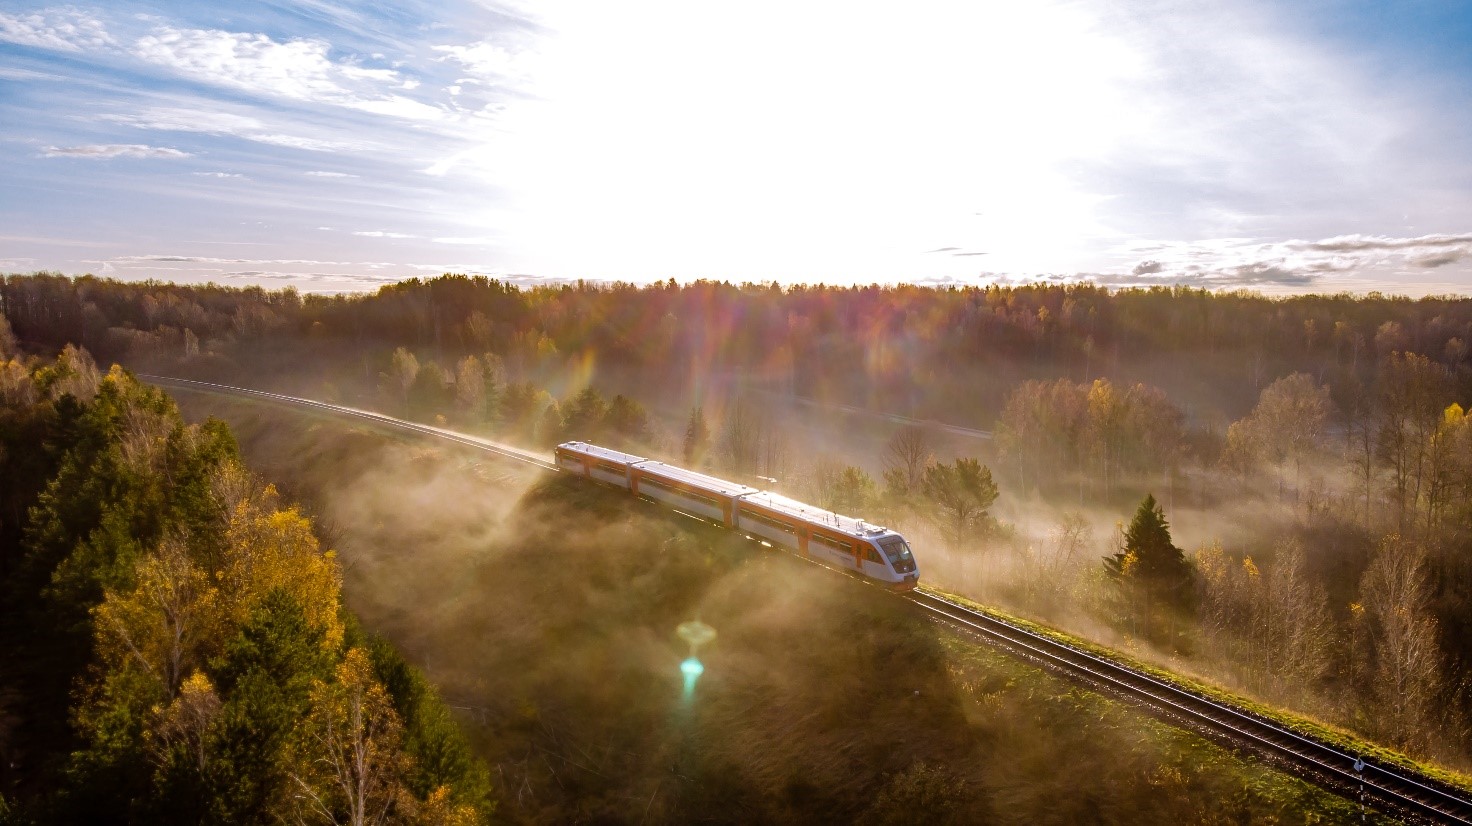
[143,375,558,472]
[145,375,1472,823]
[907,591,1472,824]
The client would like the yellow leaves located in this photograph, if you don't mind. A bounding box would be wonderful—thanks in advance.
[1119,549,1140,578]
[415,786,481,826]
[221,500,343,651]
[0,358,36,406]
[93,534,220,697]
[297,647,409,826]
[151,670,221,772]
[1241,556,1260,580]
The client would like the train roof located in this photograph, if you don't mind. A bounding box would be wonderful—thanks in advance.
[738,490,893,539]
[557,441,649,465]
[633,461,759,497]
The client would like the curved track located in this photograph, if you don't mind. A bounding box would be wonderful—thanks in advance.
[144,375,557,471]
[146,375,1472,823]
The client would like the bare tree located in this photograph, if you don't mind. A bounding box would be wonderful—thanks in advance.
[1262,539,1336,707]
[883,424,934,495]
[1376,353,1449,531]
[294,648,409,826]
[1358,534,1444,751]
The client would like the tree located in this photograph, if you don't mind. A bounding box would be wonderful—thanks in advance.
[882,425,934,495]
[406,361,451,418]
[560,388,606,441]
[812,460,878,516]
[379,348,418,408]
[1085,379,1125,495]
[604,395,652,447]
[1238,373,1329,496]
[682,407,710,465]
[1103,494,1193,642]
[498,382,541,439]
[0,312,16,359]
[1358,534,1444,750]
[1376,352,1450,530]
[536,401,565,448]
[206,590,335,824]
[453,356,485,423]
[92,533,220,699]
[293,647,409,826]
[919,459,998,549]
[1260,539,1335,705]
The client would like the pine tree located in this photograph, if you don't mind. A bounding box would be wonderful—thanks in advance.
[1104,494,1195,641]
[682,407,709,465]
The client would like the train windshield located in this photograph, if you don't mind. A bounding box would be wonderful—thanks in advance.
[878,536,916,573]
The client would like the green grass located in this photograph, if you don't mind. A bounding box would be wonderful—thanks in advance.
[933,632,1397,824]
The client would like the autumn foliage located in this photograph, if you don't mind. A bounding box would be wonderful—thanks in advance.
[0,361,491,823]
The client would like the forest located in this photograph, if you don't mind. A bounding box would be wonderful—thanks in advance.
[0,344,492,823]
[4,271,1472,814]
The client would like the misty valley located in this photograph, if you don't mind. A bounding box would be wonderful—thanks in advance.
[2,274,1472,823]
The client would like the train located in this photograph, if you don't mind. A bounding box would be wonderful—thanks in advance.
[554,441,920,590]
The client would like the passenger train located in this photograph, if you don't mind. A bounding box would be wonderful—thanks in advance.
[554,441,920,590]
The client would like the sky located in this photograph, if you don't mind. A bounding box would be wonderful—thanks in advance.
[3,0,1472,295]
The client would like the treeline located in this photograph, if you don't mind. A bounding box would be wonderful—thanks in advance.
[0,341,491,823]
[986,353,1472,761]
[7,272,1472,420]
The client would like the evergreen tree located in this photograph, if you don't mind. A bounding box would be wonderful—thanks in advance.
[1104,494,1195,641]
[560,388,607,440]
[682,407,710,465]
[537,401,565,448]
[205,590,333,824]
[604,395,653,447]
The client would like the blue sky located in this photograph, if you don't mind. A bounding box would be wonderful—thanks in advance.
[3,0,1472,294]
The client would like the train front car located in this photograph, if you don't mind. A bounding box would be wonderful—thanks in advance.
[872,530,919,590]
[736,490,921,591]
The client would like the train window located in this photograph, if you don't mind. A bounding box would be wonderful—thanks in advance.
[863,545,883,564]
[810,534,854,554]
[740,508,797,534]
[879,536,916,573]
[643,476,719,508]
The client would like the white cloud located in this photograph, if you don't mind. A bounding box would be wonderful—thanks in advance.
[1101,232,1472,291]
[193,171,244,178]
[131,27,442,122]
[0,66,67,81]
[434,40,536,82]
[43,143,191,159]
[306,171,357,178]
[353,230,416,238]
[0,8,114,52]
[98,108,365,152]
[432,236,498,245]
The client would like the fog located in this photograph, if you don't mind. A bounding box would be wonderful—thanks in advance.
[167,392,1377,821]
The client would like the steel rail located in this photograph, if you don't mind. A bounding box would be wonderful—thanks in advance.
[141,375,558,471]
[143,375,1472,823]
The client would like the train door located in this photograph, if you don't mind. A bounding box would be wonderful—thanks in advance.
[858,542,889,579]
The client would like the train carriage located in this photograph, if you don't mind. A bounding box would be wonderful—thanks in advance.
[554,441,920,590]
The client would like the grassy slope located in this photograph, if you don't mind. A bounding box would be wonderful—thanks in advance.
[929,587,1472,796]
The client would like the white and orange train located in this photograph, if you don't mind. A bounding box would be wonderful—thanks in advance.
[554,441,920,590]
